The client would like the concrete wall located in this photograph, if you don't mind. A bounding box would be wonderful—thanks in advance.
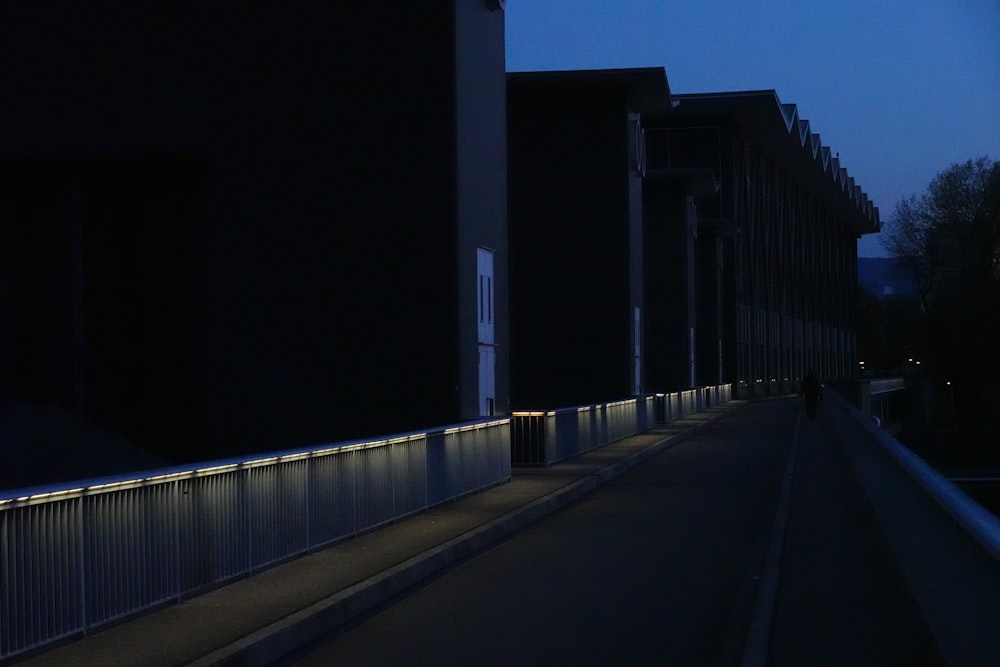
[455,1,509,419]
[696,231,724,386]
[643,180,697,391]
[508,83,636,408]
[0,3,508,462]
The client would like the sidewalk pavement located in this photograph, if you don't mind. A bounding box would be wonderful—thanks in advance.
[767,400,944,666]
[14,403,743,667]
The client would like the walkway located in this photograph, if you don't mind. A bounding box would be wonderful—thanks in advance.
[13,398,941,666]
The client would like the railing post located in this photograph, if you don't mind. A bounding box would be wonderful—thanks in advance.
[173,481,181,602]
[77,497,87,636]
[305,458,312,551]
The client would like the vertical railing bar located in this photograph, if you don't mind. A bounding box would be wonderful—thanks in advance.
[1,510,5,657]
[267,467,273,565]
[26,508,35,648]
[176,480,185,598]
[18,510,26,651]
[31,507,39,648]
[305,458,312,551]
[424,436,430,511]
[259,468,266,567]
[258,468,266,568]
[351,450,358,537]
[54,503,63,640]
[133,490,141,611]
[161,485,170,601]
[108,493,117,620]
[107,494,116,621]
[59,503,69,637]
[267,467,274,565]
[33,505,43,647]
[117,492,125,618]
[76,497,86,638]
[270,466,276,562]
[244,469,252,576]
[143,489,151,608]
[14,510,21,652]
[27,507,35,648]
[124,491,133,615]
[390,443,396,523]
[147,489,155,603]
[41,504,51,643]
[39,505,48,644]
[1,508,8,658]
[115,492,123,620]
[96,495,105,624]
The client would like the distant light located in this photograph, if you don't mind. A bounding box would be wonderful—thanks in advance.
[908,358,913,362]
[946,381,951,385]
[915,361,921,365]
[858,361,865,365]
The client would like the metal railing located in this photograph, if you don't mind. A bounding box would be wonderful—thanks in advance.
[869,377,906,395]
[0,418,511,662]
[511,384,732,466]
[828,392,1000,665]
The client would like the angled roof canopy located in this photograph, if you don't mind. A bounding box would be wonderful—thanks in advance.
[652,90,881,235]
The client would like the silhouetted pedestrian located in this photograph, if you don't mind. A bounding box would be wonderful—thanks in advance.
[800,370,822,421]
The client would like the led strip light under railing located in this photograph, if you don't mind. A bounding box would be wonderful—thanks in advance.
[0,429,459,508]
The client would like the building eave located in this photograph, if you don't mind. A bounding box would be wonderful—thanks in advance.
[653,90,881,236]
[507,67,672,114]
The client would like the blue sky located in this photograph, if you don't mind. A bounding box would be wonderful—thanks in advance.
[505,1,1000,257]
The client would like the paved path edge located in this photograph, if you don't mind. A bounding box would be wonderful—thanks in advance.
[188,406,741,667]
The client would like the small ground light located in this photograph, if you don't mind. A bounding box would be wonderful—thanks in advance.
[908,358,913,362]
[947,381,951,385]
[915,361,921,365]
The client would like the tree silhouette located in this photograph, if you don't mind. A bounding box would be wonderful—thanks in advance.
[882,156,1000,424]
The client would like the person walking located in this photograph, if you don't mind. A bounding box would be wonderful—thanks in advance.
[800,369,822,421]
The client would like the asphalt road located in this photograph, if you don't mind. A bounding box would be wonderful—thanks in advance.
[288,398,797,666]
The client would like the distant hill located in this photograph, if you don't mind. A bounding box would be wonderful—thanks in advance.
[858,257,918,297]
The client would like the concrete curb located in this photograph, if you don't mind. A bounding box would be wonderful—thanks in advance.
[739,412,802,667]
[189,404,742,667]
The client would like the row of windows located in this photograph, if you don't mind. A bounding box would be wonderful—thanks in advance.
[737,306,846,349]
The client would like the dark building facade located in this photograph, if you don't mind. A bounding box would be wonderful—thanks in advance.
[645,91,881,395]
[0,3,509,463]
[508,72,879,404]
[643,165,720,392]
[507,69,671,409]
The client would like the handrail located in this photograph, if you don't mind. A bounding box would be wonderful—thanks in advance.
[869,378,906,395]
[0,419,505,507]
[828,390,1000,665]
[0,417,511,661]
[511,385,731,466]
[835,396,1000,561]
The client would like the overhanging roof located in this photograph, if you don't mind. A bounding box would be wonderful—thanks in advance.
[507,67,672,115]
[653,90,880,236]
[644,167,720,196]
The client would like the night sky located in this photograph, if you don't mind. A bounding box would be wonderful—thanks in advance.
[506,0,1000,257]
